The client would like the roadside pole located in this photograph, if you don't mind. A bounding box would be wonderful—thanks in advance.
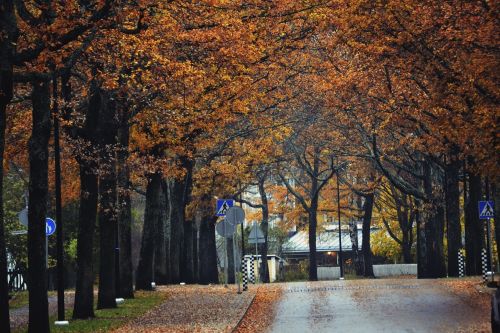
[248,221,264,284]
[478,200,495,283]
[225,205,245,293]
[233,235,241,293]
[487,218,493,282]
[337,171,344,280]
[224,221,228,287]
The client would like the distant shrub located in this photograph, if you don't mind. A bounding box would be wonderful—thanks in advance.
[283,260,309,281]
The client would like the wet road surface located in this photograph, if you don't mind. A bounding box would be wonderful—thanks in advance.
[270,279,490,333]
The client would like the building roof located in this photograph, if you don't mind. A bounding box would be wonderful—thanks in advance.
[282,229,368,254]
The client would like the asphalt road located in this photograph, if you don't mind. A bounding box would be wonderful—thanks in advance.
[270,279,490,333]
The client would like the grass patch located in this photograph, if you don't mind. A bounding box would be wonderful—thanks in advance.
[14,291,165,333]
[9,291,29,310]
[9,291,57,310]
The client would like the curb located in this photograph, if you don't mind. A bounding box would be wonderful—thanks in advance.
[231,288,258,333]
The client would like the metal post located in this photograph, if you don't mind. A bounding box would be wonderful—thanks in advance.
[239,196,244,293]
[233,235,241,293]
[337,172,344,279]
[254,223,259,283]
[115,221,121,296]
[224,221,228,287]
[239,188,245,258]
[487,218,494,282]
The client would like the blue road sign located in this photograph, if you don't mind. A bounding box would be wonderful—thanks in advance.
[478,201,494,219]
[46,217,56,236]
[216,199,234,216]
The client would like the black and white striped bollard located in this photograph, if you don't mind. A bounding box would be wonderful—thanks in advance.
[458,250,465,278]
[249,256,255,284]
[242,257,248,291]
[481,248,488,282]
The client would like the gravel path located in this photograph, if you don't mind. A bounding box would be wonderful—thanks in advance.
[10,293,75,330]
[270,278,491,333]
[114,285,256,333]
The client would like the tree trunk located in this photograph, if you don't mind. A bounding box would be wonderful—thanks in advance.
[73,84,101,319]
[180,158,193,283]
[308,207,318,281]
[154,186,169,284]
[362,192,374,277]
[28,80,51,333]
[198,214,219,284]
[0,3,16,329]
[184,220,195,284]
[258,179,270,283]
[136,174,161,290]
[167,178,184,284]
[0,96,9,333]
[401,232,412,264]
[117,115,134,298]
[445,154,461,277]
[73,163,98,318]
[416,200,426,278]
[422,162,446,278]
[97,93,118,310]
[349,220,363,275]
[193,223,199,283]
[465,170,483,275]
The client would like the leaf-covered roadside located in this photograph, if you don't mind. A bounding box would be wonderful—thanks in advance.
[113,285,256,333]
[439,278,491,333]
[234,285,283,333]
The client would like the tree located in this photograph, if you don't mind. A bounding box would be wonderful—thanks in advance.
[375,182,416,264]
[278,116,337,281]
[136,173,161,290]
[72,82,100,319]
[0,2,17,331]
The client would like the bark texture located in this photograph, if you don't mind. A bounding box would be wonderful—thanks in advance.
[73,84,101,319]
[445,154,461,277]
[154,186,169,285]
[0,2,16,330]
[167,178,184,284]
[97,92,118,310]
[136,174,161,290]
[465,170,483,275]
[117,114,134,298]
[362,192,374,277]
[421,161,446,278]
[258,179,270,283]
[28,81,51,333]
[198,214,219,284]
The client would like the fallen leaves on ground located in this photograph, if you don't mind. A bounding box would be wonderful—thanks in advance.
[113,284,256,333]
[234,285,283,333]
[439,278,492,333]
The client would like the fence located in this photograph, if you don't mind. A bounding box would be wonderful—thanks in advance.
[8,269,27,292]
[317,264,417,280]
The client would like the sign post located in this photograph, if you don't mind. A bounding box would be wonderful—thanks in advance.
[226,206,245,294]
[216,219,235,287]
[45,218,56,269]
[479,201,494,282]
[248,222,265,283]
[216,199,234,288]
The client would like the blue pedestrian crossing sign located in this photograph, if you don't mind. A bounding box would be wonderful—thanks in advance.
[45,217,56,236]
[478,201,494,219]
[216,199,234,216]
